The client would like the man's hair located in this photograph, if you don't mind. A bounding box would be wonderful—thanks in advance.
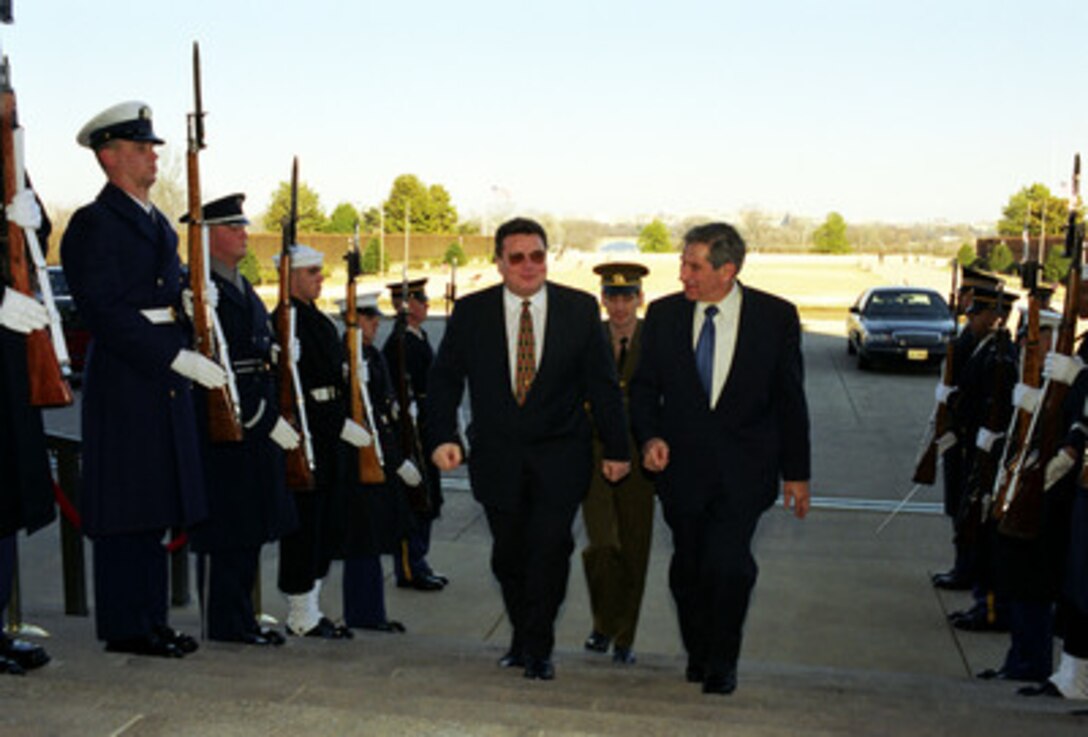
[494,217,548,259]
[684,222,746,272]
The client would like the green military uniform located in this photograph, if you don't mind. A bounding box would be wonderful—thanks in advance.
[582,263,655,661]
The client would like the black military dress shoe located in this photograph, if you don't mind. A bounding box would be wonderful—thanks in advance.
[524,657,555,680]
[498,650,526,668]
[977,667,1044,682]
[430,572,450,586]
[357,620,407,633]
[702,667,738,695]
[612,647,636,665]
[584,630,611,653]
[105,633,184,658]
[953,611,1008,633]
[396,575,445,591]
[155,626,199,654]
[0,635,50,670]
[1018,681,1063,698]
[287,616,354,639]
[0,654,25,675]
[931,571,972,590]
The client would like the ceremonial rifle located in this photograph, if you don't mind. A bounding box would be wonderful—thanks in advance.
[996,154,1082,539]
[186,42,242,442]
[344,220,386,484]
[391,204,432,514]
[911,259,959,485]
[276,158,315,490]
[0,52,72,407]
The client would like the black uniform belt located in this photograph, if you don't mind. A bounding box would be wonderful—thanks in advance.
[310,386,340,402]
[232,359,271,375]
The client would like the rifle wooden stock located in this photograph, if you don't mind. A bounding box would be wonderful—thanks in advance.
[998,154,1082,539]
[345,242,385,485]
[1,67,71,408]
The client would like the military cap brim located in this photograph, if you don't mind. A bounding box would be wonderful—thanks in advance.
[594,261,648,295]
[178,193,250,226]
[77,101,164,149]
[387,278,429,302]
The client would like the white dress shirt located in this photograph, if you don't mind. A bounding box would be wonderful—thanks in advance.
[691,283,742,408]
[503,286,547,395]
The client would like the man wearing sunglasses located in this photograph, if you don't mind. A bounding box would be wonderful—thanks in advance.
[427,217,630,681]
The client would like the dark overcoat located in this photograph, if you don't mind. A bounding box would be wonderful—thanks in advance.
[60,183,206,536]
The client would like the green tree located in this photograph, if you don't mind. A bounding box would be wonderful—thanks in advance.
[238,248,262,285]
[326,202,360,234]
[997,183,1071,237]
[444,240,466,266]
[261,180,328,233]
[956,243,976,268]
[810,212,851,253]
[361,237,382,274]
[989,242,1015,274]
[638,219,673,253]
[1043,245,1072,283]
[382,174,459,233]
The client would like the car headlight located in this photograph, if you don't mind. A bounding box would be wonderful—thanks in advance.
[864,332,894,345]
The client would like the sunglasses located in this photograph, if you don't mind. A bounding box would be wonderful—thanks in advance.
[506,250,546,266]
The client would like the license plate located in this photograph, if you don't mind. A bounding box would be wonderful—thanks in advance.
[907,349,928,361]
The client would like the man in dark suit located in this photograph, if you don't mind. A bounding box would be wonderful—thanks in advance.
[629,222,810,695]
[427,217,630,681]
[61,101,228,657]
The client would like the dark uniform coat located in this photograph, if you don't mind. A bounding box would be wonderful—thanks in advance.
[60,183,206,536]
[188,271,296,551]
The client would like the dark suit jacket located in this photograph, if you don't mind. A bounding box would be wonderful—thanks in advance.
[426,282,628,512]
[60,183,207,536]
[629,284,810,516]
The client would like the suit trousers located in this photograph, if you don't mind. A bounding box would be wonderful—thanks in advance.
[484,499,577,660]
[92,531,169,641]
[343,554,387,627]
[196,548,260,641]
[278,491,331,595]
[663,496,762,676]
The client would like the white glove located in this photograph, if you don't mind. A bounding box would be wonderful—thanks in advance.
[170,349,228,389]
[935,383,957,405]
[1044,450,1075,491]
[340,418,373,448]
[269,416,301,450]
[0,286,49,334]
[1043,351,1085,386]
[935,431,957,454]
[6,190,41,230]
[181,282,220,320]
[975,427,1004,454]
[396,459,423,487]
[1012,383,1042,413]
[291,337,301,364]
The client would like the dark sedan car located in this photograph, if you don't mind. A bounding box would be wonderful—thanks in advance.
[846,286,955,370]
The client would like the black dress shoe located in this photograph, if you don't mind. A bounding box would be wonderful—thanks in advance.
[396,575,445,591]
[0,635,50,670]
[1018,681,1063,698]
[498,650,526,668]
[584,630,611,653]
[105,633,184,658]
[430,572,450,586]
[702,667,738,695]
[953,612,1008,632]
[287,616,354,639]
[257,627,286,646]
[155,626,199,654]
[612,647,636,665]
[524,657,555,680]
[977,667,1043,682]
[356,620,407,633]
[0,654,25,675]
[932,572,972,590]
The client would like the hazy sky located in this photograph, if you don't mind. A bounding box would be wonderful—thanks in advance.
[4,0,1086,226]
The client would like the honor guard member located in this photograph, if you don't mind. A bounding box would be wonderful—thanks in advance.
[0,190,55,674]
[932,266,1004,591]
[946,285,1018,632]
[383,277,448,591]
[274,244,370,638]
[61,101,226,657]
[581,262,655,665]
[340,289,414,632]
[180,194,297,645]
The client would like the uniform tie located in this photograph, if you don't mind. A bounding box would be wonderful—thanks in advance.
[617,336,629,374]
[695,305,718,399]
[515,299,535,405]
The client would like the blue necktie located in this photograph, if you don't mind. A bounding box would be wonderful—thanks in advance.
[695,305,718,399]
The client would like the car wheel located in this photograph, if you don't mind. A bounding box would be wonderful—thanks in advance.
[847,335,857,355]
[857,350,871,370]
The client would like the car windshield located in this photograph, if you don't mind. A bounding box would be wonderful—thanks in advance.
[863,290,948,318]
